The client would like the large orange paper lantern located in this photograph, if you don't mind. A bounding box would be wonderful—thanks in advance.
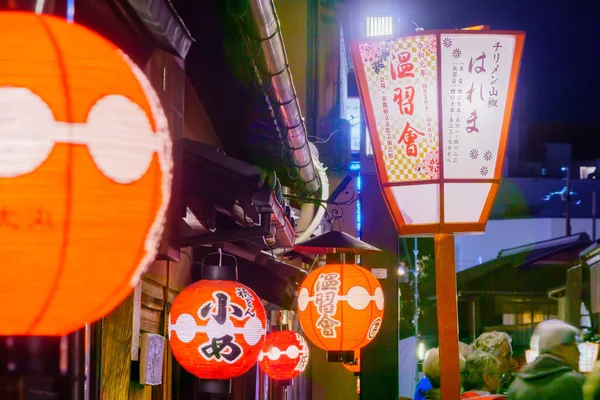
[0,12,172,336]
[168,279,267,380]
[258,330,310,381]
[297,263,384,351]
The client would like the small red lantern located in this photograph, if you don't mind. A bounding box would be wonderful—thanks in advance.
[168,262,267,381]
[298,263,384,352]
[258,330,309,381]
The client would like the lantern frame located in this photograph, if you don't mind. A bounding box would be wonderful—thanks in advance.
[350,30,525,236]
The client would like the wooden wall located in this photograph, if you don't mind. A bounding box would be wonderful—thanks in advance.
[98,48,219,399]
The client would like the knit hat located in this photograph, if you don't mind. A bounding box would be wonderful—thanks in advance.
[531,319,581,353]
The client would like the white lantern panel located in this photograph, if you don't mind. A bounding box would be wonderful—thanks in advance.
[440,34,517,179]
[443,183,491,223]
[391,184,440,224]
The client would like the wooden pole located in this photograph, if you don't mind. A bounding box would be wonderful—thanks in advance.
[434,233,461,400]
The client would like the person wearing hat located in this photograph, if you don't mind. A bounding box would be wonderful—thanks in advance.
[507,319,585,400]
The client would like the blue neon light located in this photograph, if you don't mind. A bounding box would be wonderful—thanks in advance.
[356,176,362,191]
[67,0,75,22]
[350,161,361,171]
[356,199,362,239]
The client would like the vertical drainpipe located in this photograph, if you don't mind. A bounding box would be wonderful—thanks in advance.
[247,0,320,194]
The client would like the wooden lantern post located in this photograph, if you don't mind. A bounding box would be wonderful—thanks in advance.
[351,29,525,400]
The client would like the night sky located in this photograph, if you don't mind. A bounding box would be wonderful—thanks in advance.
[401,0,599,126]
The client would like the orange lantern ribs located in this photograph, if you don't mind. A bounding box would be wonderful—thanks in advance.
[0,12,172,336]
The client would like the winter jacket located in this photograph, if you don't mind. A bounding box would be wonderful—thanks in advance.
[507,354,585,400]
[415,377,433,400]
[425,388,442,400]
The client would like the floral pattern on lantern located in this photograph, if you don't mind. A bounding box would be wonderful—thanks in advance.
[169,280,267,379]
[297,263,384,351]
[0,12,172,336]
[258,330,309,380]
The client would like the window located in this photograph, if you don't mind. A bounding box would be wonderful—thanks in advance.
[366,16,393,37]
[580,166,596,179]
[503,314,516,325]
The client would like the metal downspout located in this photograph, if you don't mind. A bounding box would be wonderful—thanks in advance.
[247,0,320,194]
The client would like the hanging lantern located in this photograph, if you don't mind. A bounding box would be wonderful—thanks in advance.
[0,12,172,336]
[168,259,267,384]
[342,350,360,375]
[297,263,384,352]
[258,329,310,381]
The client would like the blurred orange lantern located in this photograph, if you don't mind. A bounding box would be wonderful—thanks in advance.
[0,12,172,336]
[343,350,360,375]
[258,329,309,381]
[168,272,267,380]
[297,263,384,352]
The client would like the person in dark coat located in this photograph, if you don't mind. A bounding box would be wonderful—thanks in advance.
[507,320,585,400]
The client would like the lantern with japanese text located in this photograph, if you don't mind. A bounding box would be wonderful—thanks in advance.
[342,350,360,375]
[351,31,524,236]
[0,12,172,336]
[258,330,310,381]
[297,263,384,352]
[168,261,267,385]
[351,29,525,400]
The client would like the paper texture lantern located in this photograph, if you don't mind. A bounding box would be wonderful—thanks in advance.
[0,12,172,335]
[351,30,524,235]
[258,330,310,380]
[297,263,384,351]
[168,280,267,380]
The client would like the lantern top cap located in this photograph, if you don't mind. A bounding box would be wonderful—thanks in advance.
[294,231,381,255]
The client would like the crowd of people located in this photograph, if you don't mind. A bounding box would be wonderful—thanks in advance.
[412,319,600,400]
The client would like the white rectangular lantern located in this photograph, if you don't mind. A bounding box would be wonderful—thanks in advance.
[351,30,525,236]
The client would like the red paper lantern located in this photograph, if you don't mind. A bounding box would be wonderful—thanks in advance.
[0,12,172,336]
[168,280,267,379]
[258,330,309,380]
[298,263,384,351]
[343,350,360,374]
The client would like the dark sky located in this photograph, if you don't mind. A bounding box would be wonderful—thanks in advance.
[400,0,599,125]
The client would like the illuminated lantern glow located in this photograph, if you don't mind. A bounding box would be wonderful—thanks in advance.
[258,330,310,381]
[350,30,525,236]
[298,263,384,351]
[168,280,267,380]
[342,350,360,374]
[0,12,172,336]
